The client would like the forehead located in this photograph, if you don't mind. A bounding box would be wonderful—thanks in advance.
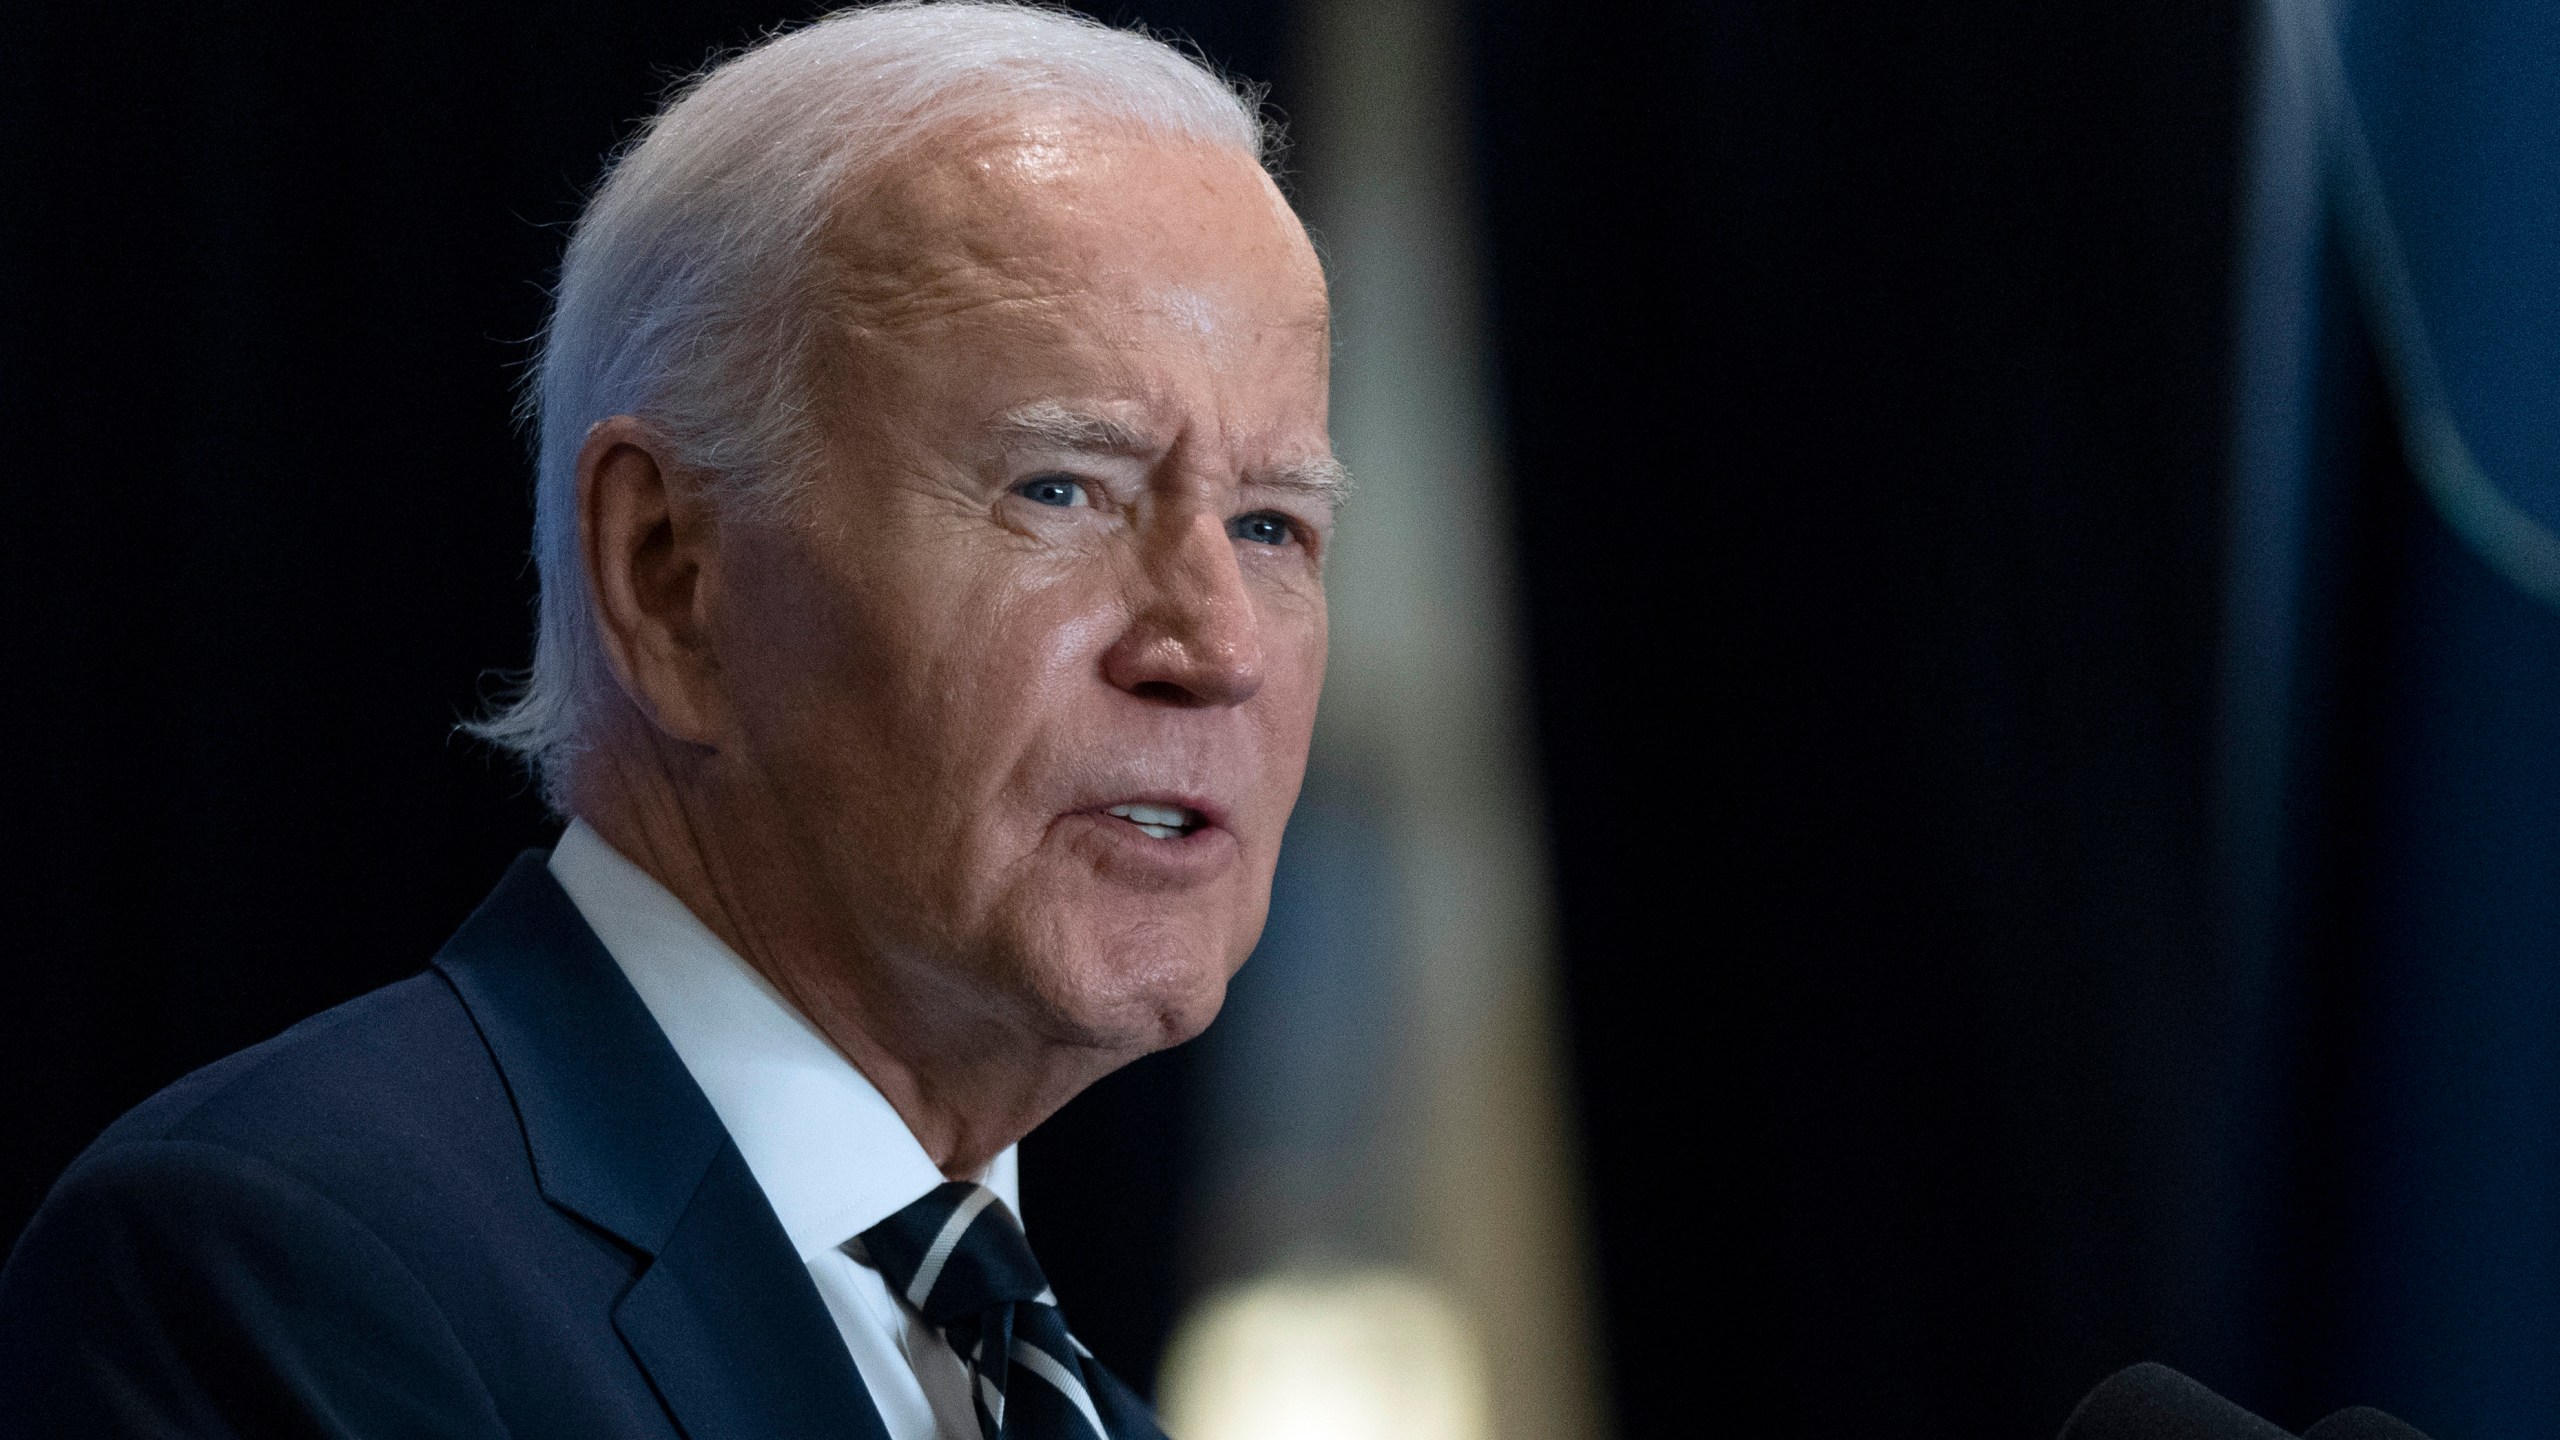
[822,116,1329,345]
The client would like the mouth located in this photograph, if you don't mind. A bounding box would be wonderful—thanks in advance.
[1104,801,1209,840]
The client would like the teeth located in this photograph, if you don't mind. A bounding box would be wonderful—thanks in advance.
[1107,802,1196,838]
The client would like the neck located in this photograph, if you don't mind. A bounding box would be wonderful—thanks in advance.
[567,726,1125,1178]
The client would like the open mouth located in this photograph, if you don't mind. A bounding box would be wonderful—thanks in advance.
[1106,802,1206,840]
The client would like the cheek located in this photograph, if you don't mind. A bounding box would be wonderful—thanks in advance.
[709,538,874,741]
[963,582,1125,711]
[844,558,1136,876]
[1256,592,1329,751]
[828,543,1120,738]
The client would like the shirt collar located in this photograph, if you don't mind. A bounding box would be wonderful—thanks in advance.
[547,819,1019,1263]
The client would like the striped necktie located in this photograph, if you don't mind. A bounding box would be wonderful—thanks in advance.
[857,1181,1165,1440]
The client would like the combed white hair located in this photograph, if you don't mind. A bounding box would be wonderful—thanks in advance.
[469,1,1273,805]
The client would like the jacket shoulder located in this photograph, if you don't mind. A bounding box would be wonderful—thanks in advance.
[94,970,507,1170]
[0,976,530,1438]
[49,968,556,1280]
[0,1134,509,1437]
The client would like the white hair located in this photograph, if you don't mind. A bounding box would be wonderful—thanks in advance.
[468,1,1274,806]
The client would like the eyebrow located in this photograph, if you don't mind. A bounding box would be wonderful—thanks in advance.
[987,400,1353,512]
[1260,455,1354,512]
[987,401,1153,454]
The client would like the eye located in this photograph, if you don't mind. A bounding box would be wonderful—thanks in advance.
[1229,511,1296,547]
[1016,474,1089,508]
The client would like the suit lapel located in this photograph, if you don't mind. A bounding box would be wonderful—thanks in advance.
[616,1156,892,1440]
[434,853,889,1440]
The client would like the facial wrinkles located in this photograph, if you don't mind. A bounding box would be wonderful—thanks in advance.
[863,127,1316,328]
[1111,270,1332,457]
[928,492,1273,830]
[808,519,1094,849]
[829,126,1116,335]
[836,258,1077,338]
[795,136,1319,869]
[1106,293,1316,420]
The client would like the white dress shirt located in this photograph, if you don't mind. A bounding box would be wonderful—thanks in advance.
[549,820,1015,1440]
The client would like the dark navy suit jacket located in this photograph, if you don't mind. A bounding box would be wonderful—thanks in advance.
[0,853,893,1438]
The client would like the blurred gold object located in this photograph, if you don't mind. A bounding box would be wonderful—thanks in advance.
[1158,1270,1493,1440]
[1284,0,1609,1434]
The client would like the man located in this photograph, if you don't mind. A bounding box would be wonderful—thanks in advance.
[0,4,1341,1436]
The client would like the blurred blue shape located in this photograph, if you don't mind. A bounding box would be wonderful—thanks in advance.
[2229,0,2560,1430]
[2341,0,2560,543]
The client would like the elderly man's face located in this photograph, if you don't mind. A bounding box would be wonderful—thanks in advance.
[703,120,1332,1056]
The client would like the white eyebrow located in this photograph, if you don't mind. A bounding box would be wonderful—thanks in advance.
[987,400,1153,454]
[1259,455,1354,513]
[988,399,1352,512]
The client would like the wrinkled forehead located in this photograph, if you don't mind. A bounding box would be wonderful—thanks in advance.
[818,113,1329,342]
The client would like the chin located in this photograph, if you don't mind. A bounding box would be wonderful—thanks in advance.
[1013,915,1243,1053]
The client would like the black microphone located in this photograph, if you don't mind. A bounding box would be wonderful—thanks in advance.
[2057,1363,2293,1440]
[2301,1407,2432,1440]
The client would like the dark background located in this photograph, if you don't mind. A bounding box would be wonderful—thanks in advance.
[0,0,2419,1435]
[1472,0,2258,1432]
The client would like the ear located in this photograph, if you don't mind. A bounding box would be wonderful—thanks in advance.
[577,416,726,747]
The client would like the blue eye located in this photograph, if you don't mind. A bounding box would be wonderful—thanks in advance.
[1229,511,1294,547]
[1018,475,1088,508]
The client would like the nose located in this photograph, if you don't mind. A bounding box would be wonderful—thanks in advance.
[1101,510,1265,708]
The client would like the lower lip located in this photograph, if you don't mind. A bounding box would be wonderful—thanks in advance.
[1055,811,1238,886]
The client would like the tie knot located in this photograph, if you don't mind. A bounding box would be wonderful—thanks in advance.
[858,1181,1052,1327]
